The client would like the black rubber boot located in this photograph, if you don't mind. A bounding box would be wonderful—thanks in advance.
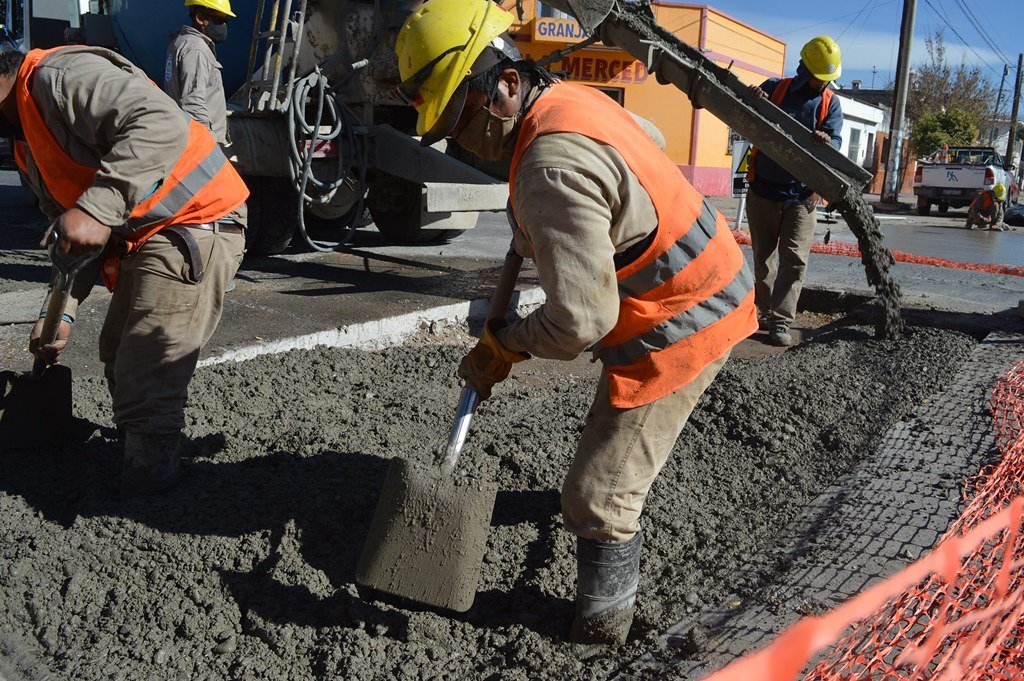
[569,531,642,645]
[120,431,181,499]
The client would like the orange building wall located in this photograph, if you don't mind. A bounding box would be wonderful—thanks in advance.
[503,1,786,196]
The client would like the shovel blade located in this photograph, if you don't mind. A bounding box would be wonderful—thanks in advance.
[0,365,73,449]
[356,457,497,612]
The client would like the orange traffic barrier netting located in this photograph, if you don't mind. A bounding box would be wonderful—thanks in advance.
[730,229,1024,278]
[703,361,1024,681]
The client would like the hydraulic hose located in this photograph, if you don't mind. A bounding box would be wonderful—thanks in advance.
[287,68,367,252]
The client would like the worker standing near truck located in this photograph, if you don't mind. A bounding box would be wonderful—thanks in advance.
[397,0,756,645]
[0,47,248,497]
[745,36,844,347]
[965,184,1007,231]
[164,0,235,146]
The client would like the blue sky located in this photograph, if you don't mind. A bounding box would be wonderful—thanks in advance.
[717,0,1021,101]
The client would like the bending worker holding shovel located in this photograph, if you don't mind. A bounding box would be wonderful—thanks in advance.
[0,47,248,497]
[396,0,756,645]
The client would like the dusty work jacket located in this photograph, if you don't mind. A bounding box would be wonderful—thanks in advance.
[164,25,228,145]
[14,46,248,312]
[503,83,756,408]
[750,64,843,203]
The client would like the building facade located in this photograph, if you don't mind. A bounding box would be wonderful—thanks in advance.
[504,1,786,196]
[834,94,885,170]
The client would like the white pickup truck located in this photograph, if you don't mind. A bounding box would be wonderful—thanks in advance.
[913,147,1020,216]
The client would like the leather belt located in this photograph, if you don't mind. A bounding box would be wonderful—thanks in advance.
[161,221,245,284]
[181,221,245,235]
[162,224,206,284]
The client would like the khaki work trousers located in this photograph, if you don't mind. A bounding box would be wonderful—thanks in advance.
[99,228,244,435]
[746,191,817,329]
[562,350,730,543]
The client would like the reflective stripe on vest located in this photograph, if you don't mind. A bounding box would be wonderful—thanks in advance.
[15,46,249,285]
[746,78,834,182]
[509,83,757,409]
[601,199,755,368]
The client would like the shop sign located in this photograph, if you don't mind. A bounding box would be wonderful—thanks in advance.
[557,56,650,84]
[533,17,588,43]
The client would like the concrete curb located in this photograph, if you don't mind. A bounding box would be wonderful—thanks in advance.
[198,287,547,367]
[198,279,1015,369]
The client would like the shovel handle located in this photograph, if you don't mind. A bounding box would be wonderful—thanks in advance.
[487,247,524,323]
[31,289,70,379]
[440,385,479,476]
[441,250,524,474]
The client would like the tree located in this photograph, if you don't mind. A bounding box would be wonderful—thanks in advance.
[912,107,979,156]
[907,30,995,127]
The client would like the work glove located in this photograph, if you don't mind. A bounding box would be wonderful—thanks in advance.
[458,320,529,400]
[811,130,832,146]
[29,317,72,366]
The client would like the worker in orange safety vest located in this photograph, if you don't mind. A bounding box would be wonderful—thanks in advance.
[965,184,1007,231]
[0,46,249,498]
[396,0,756,645]
[745,36,844,347]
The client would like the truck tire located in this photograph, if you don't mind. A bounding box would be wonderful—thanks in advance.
[916,197,931,216]
[937,201,949,214]
[243,176,296,256]
[367,176,465,244]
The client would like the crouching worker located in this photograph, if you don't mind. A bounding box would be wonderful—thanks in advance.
[395,0,756,645]
[0,47,248,498]
[965,184,1007,231]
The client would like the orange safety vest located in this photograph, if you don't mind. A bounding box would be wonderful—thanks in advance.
[14,46,249,290]
[509,83,757,409]
[746,78,834,183]
[973,190,995,212]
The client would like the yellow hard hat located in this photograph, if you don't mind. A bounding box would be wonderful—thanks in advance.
[185,0,235,19]
[395,0,514,144]
[994,184,1007,201]
[800,35,842,82]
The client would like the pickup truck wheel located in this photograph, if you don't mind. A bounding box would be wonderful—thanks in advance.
[916,197,931,216]
[937,201,949,214]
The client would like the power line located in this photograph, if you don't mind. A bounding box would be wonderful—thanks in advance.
[950,0,1012,65]
[846,0,882,49]
[772,1,897,37]
[837,0,875,40]
[921,0,1002,76]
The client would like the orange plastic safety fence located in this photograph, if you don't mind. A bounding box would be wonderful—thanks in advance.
[703,362,1024,681]
[730,229,1024,278]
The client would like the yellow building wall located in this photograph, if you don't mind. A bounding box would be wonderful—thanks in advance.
[502,1,786,195]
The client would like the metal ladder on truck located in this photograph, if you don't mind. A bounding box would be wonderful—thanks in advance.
[244,0,309,113]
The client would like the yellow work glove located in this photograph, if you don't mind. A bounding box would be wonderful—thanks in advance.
[458,320,529,400]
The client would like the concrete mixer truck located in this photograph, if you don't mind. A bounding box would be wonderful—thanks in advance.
[1,0,507,254]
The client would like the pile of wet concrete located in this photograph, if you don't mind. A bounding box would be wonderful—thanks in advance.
[0,325,975,679]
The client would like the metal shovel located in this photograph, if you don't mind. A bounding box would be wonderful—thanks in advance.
[356,249,524,612]
[0,229,101,448]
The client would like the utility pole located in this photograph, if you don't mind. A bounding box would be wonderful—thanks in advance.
[871,66,877,89]
[990,64,1009,145]
[1005,53,1023,172]
[881,0,917,204]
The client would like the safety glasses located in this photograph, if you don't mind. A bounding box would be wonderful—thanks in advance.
[395,43,467,106]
